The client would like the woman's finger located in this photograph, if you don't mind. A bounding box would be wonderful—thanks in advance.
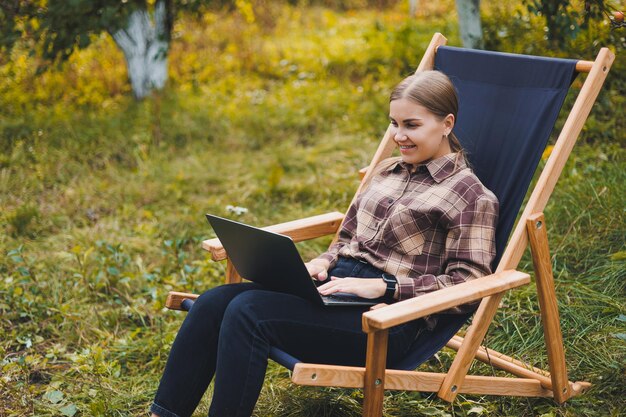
[317,277,346,294]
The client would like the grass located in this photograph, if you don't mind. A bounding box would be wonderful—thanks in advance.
[1,1,625,416]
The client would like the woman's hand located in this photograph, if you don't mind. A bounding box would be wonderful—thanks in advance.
[305,260,329,282]
[317,277,386,299]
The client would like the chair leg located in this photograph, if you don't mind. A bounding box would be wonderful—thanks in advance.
[437,292,505,402]
[363,329,388,417]
[226,257,242,284]
[527,213,571,403]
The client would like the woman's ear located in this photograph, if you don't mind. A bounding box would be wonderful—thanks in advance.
[443,113,455,135]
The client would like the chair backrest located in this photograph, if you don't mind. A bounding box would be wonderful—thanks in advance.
[391,47,579,371]
[434,46,577,266]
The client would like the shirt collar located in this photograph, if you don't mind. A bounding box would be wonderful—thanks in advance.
[386,153,467,183]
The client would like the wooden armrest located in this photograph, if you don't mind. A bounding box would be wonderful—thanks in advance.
[201,211,345,261]
[359,166,369,180]
[166,291,199,310]
[362,270,530,332]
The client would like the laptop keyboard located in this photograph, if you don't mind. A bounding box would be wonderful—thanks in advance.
[323,293,375,303]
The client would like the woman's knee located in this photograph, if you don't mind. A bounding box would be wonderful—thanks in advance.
[220,290,280,331]
[188,283,259,321]
[222,290,259,319]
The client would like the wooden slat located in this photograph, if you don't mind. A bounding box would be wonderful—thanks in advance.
[446,336,591,396]
[362,270,529,332]
[446,335,553,387]
[292,365,554,397]
[417,33,448,72]
[438,292,505,402]
[165,291,199,310]
[201,211,344,261]
[496,47,615,274]
[527,213,570,403]
[363,330,388,417]
[570,381,592,396]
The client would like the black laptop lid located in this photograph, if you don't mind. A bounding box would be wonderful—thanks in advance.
[206,214,323,304]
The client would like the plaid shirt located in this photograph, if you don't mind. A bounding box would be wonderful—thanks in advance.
[316,153,498,323]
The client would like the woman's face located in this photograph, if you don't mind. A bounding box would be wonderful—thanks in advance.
[389,98,454,165]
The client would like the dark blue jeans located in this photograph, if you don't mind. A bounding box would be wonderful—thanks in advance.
[151,257,424,417]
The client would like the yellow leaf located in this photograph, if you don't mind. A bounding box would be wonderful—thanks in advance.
[542,145,554,161]
[610,251,626,261]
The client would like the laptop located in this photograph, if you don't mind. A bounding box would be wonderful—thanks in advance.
[205,214,380,307]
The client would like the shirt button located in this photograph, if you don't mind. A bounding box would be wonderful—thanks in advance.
[387,198,393,204]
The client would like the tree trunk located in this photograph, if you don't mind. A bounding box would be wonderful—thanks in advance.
[409,0,419,16]
[111,0,169,99]
[456,0,484,49]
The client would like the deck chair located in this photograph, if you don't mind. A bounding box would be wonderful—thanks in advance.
[165,33,615,416]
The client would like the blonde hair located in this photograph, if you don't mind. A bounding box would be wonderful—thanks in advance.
[390,70,466,161]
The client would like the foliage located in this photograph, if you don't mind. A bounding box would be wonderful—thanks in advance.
[0,0,399,99]
[0,0,247,61]
[1,1,624,416]
[1,0,134,62]
[520,0,621,48]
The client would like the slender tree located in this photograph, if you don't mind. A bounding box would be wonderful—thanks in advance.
[456,0,484,49]
[406,0,483,48]
[111,1,171,99]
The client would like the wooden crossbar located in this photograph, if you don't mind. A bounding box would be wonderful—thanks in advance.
[293,364,554,397]
[292,363,592,398]
[445,335,591,396]
[575,60,594,72]
[446,335,552,385]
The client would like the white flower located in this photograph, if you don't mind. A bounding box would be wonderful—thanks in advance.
[225,205,249,216]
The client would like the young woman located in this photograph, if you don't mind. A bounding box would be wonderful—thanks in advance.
[150,70,498,417]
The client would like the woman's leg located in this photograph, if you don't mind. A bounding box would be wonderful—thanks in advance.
[207,289,421,417]
[151,282,261,417]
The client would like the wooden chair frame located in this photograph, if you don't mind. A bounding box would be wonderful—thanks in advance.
[165,33,615,416]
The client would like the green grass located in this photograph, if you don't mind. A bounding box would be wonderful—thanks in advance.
[1,1,625,416]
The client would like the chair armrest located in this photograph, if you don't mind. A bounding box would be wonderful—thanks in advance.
[166,291,199,310]
[201,211,345,261]
[362,270,530,332]
[359,166,369,179]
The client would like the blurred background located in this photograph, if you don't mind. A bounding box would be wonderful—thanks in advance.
[1,1,624,416]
